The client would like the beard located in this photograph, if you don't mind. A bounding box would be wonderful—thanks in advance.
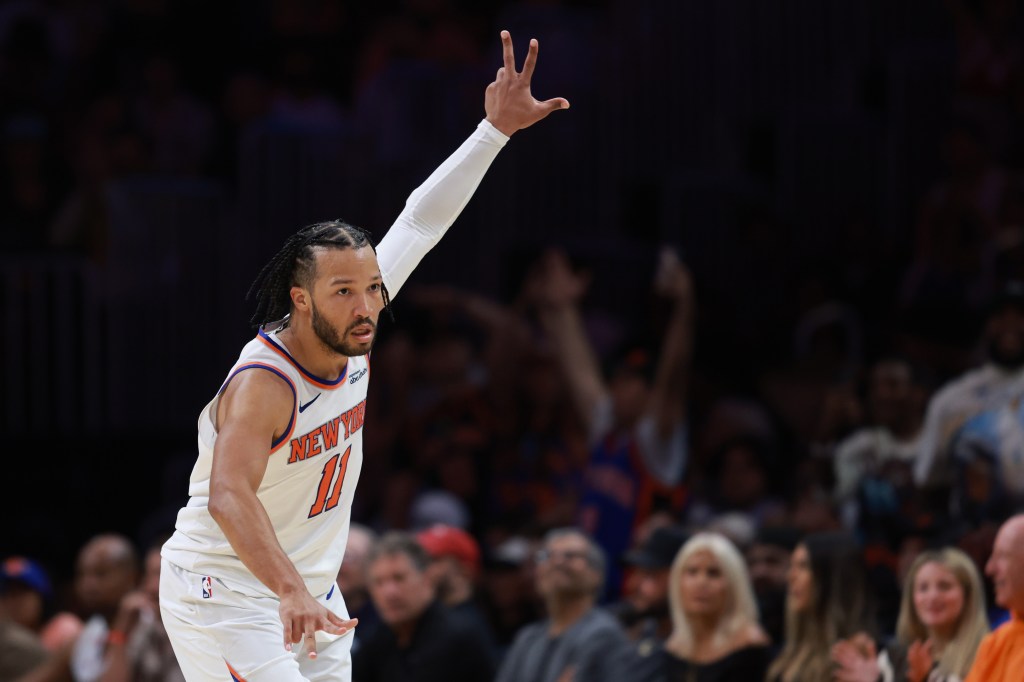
[988,336,1024,369]
[311,301,376,357]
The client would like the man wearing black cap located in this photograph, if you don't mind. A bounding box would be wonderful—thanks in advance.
[914,279,1024,512]
[608,525,689,682]
[745,525,800,652]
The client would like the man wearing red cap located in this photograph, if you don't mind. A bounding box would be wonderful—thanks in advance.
[416,525,479,608]
[415,525,498,663]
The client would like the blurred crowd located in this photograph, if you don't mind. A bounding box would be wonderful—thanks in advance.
[6,0,1024,680]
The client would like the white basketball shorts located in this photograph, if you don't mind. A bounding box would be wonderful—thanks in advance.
[159,559,353,681]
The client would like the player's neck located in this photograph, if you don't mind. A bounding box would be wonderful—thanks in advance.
[277,326,349,381]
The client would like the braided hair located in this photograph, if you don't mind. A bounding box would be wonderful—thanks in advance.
[246,220,392,329]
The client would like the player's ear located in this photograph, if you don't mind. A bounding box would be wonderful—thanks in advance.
[290,285,311,312]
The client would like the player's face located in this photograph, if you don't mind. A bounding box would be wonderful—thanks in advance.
[309,246,384,357]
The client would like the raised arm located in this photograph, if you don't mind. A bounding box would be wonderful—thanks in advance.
[532,248,609,438]
[208,371,354,657]
[375,30,569,297]
[645,248,694,438]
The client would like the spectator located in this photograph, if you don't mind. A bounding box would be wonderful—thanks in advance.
[415,523,497,657]
[1,596,48,681]
[914,280,1024,496]
[661,532,771,681]
[964,514,1024,681]
[833,546,989,681]
[833,356,929,531]
[353,532,494,682]
[608,524,690,682]
[478,535,543,657]
[19,533,139,682]
[745,526,800,653]
[767,531,877,682]
[495,527,631,682]
[685,436,787,531]
[339,523,381,652]
[97,537,184,682]
[896,548,989,682]
[1,556,83,651]
[530,247,693,599]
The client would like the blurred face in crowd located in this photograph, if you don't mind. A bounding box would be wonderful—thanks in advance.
[679,549,729,618]
[367,552,434,628]
[718,445,767,509]
[0,583,44,631]
[986,306,1024,368]
[787,544,814,614]
[338,528,374,600]
[626,566,670,616]
[868,360,914,430]
[610,371,649,428]
[746,543,790,596]
[913,562,965,636]
[75,536,137,618]
[986,516,1024,613]
[535,533,600,601]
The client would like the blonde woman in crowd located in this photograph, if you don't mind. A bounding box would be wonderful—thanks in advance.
[659,532,770,681]
[768,531,878,682]
[832,547,989,682]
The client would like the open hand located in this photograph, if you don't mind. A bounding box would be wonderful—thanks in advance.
[485,30,569,136]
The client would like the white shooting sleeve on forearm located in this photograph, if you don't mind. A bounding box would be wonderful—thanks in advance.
[375,119,509,298]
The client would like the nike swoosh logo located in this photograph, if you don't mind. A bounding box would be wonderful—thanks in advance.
[298,393,321,413]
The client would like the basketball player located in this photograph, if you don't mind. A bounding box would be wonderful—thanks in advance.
[158,31,568,682]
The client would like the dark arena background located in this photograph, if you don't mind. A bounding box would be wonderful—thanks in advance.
[3,0,1024,678]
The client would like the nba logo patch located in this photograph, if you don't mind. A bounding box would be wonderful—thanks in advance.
[202,576,213,599]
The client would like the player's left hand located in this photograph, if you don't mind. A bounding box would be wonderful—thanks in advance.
[485,30,569,136]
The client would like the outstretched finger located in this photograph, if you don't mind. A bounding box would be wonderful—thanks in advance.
[539,97,571,113]
[305,631,318,659]
[501,30,516,72]
[326,612,358,631]
[522,38,539,79]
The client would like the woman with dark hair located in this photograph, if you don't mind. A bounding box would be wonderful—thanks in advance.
[767,531,878,682]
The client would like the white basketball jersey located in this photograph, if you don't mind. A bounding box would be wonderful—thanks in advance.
[162,328,370,598]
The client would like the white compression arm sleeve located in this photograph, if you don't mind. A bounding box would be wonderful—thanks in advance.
[375,119,509,298]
